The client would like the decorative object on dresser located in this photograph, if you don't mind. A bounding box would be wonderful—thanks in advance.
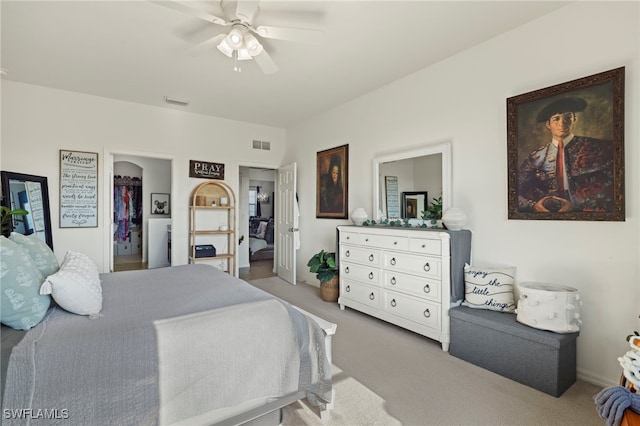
[421,195,443,228]
[189,181,236,275]
[441,207,467,231]
[350,208,368,226]
[307,250,339,302]
[337,225,471,351]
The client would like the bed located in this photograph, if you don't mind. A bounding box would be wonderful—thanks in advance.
[1,263,335,425]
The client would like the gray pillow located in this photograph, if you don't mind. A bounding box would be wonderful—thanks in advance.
[0,236,51,330]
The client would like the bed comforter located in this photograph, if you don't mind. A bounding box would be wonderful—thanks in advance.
[2,264,331,425]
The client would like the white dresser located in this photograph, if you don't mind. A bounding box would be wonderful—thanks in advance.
[337,225,471,351]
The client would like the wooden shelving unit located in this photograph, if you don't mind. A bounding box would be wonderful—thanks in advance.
[189,181,236,276]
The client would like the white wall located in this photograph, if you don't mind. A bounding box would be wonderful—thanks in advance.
[285,2,639,386]
[1,82,286,275]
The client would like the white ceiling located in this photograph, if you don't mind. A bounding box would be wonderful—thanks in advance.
[1,1,569,128]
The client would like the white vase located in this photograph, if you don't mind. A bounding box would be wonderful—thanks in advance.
[350,208,368,225]
[442,207,467,231]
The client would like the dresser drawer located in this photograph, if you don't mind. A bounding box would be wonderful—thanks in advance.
[383,271,440,302]
[341,279,381,309]
[383,251,441,280]
[359,233,409,251]
[340,230,360,244]
[341,262,381,286]
[384,291,441,329]
[408,237,441,256]
[340,245,381,266]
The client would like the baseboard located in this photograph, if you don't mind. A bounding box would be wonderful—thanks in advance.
[577,368,618,388]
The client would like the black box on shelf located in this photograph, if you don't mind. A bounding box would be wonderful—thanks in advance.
[193,244,216,258]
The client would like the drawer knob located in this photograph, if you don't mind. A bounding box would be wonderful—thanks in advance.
[365,238,369,242]
[391,277,396,285]
[368,272,374,280]
[423,309,431,318]
[390,299,397,307]
[346,236,350,240]
[346,285,351,292]
[346,250,350,257]
[345,267,350,274]
[393,241,397,245]
[423,262,430,272]
[423,284,431,293]
[421,244,426,248]
[390,257,396,266]
[369,292,375,300]
[369,254,374,262]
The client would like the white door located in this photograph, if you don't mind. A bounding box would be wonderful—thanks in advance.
[277,162,297,284]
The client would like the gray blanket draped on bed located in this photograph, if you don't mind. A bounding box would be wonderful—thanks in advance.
[2,264,331,425]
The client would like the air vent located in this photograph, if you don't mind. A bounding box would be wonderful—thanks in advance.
[252,140,271,150]
[163,96,190,107]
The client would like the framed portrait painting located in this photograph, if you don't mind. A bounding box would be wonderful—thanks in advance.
[316,144,348,219]
[507,67,625,221]
[151,193,170,215]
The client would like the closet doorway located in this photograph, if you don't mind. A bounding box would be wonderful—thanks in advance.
[113,161,145,271]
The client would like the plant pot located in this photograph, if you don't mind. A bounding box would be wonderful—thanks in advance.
[320,276,339,302]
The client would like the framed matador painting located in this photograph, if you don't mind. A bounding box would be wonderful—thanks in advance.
[507,67,625,221]
[316,144,348,219]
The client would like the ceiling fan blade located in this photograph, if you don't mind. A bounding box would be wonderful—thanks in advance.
[253,25,324,45]
[188,33,227,55]
[235,0,260,23]
[150,1,229,26]
[253,50,279,75]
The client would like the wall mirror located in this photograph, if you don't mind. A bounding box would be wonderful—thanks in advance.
[402,191,428,219]
[372,141,451,221]
[1,171,54,249]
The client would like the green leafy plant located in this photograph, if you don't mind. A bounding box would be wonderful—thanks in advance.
[0,206,28,237]
[422,195,443,222]
[307,249,338,283]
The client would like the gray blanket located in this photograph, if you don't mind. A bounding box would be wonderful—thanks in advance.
[2,264,331,425]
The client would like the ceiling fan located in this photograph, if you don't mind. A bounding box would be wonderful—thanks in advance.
[152,0,324,74]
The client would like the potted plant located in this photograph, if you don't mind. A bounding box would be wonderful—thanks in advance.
[307,249,339,302]
[0,205,28,237]
[421,195,443,227]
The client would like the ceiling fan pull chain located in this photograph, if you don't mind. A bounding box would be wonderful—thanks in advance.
[233,51,241,72]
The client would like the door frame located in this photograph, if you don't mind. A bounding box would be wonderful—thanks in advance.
[238,161,280,273]
[103,149,175,272]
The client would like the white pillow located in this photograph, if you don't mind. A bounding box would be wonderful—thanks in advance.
[461,264,516,313]
[40,251,102,317]
[256,221,268,239]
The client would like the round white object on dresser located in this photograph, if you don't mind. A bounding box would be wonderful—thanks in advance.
[442,207,467,230]
[350,208,368,225]
[516,282,582,333]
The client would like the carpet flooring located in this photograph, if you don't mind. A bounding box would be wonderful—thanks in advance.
[248,276,604,426]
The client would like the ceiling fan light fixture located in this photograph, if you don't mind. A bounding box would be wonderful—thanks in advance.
[237,48,252,61]
[226,28,244,49]
[243,33,263,56]
[217,38,234,57]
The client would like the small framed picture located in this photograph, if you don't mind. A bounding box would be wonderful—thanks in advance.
[151,193,170,215]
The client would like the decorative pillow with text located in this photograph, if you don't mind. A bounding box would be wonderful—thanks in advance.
[461,264,516,313]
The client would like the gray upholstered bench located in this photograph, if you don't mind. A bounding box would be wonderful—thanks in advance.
[449,306,578,397]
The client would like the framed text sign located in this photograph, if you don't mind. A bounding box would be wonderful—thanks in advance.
[60,150,98,228]
[189,160,225,180]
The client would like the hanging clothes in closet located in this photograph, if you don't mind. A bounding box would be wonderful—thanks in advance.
[114,176,142,243]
